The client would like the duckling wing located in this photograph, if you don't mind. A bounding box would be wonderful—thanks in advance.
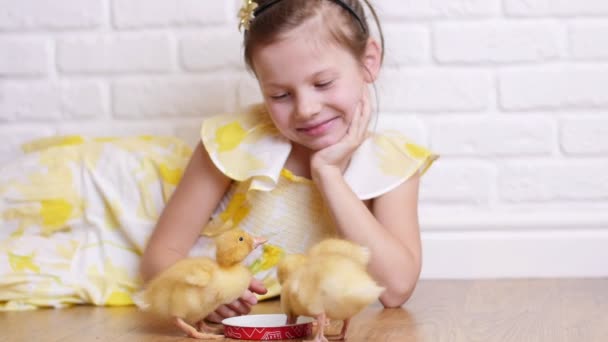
[183,263,214,287]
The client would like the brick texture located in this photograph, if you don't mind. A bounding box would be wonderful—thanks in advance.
[1,1,607,261]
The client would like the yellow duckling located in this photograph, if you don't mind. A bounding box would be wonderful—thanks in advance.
[278,238,384,342]
[140,228,266,339]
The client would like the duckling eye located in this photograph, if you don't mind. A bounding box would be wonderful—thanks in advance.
[239,237,244,242]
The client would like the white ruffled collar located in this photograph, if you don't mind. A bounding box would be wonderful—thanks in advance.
[201,104,437,200]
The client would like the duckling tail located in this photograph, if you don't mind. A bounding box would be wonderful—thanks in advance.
[343,282,385,306]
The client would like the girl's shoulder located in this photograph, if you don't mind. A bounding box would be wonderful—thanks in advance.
[200,104,438,198]
[345,130,438,200]
[200,104,291,192]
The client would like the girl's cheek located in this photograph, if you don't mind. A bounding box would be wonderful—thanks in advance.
[340,93,360,119]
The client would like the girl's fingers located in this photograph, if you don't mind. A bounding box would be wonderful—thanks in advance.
[227,299,252,315]
[248,278,267,295]
[241,290,259,305]
[215,305,237,318]
[238,298,254,314]
[205,312,224,324]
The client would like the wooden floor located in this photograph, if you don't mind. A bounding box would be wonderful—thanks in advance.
[1,279,607,341]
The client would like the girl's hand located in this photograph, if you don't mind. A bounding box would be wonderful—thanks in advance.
[204,278,267,323]
[310,86,371,180]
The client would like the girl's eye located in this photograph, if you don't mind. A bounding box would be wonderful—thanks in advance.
[316,80,333,88]
[270,93,288,100]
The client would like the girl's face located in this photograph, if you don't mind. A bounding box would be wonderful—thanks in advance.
[252,23,377,153]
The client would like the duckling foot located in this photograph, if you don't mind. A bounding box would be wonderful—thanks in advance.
[197,320,224,334]
[326,319,349,340]
[173,317,223,339]
[304,313,329,342]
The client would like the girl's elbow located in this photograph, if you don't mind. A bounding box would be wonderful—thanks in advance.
[379,270,421,307]
[379,286,415,308]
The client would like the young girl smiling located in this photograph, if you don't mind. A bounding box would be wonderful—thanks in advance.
[0,0,437,330]
[142,0,438,324]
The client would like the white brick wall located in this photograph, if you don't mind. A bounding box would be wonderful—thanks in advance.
[1,0,607,278]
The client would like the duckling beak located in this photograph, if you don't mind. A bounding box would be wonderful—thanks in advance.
[253,236,267,249]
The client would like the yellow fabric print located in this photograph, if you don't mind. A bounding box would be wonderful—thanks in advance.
[7,144,88,237]
[21,135,85,154]
[136,135,193,159]
[3,199,78,237]
[203,190,252,237]
[105,290,133,306]
[0,134,194,310]
[158,163,183,186]
[374,135,412,178]
[217,150,266,178]
[3,206,37,238]
[135,160,167,221]
[219,193,250,225]
[104,200,121,231]
[280,169,312,184]
[93,137,119,143]
[8,252,40,273]
[201,106,285,183]
[136,135,155,142]
[56,241,80,260]
[249,244,285,274]
[405,142,432,160]
[40,199,73,233]
[101,259,140,289]
[216,121,247,152]
[128,138,191,221]
[86,259,138,306]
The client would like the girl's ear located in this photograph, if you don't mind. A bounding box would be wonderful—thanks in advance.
[361,38,382,83]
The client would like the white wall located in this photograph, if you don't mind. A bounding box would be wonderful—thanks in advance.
[1,0,607,278]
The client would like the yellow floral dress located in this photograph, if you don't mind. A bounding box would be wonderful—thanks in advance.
[0,104,437,310]
[197,104,438,299]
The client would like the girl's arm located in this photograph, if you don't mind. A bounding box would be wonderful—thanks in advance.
[313,168,422,308]
[141,142,267,321]
[140,142,232,282]
[310,87,422,308]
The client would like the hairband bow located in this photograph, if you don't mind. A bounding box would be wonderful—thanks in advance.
[238,0,258,32]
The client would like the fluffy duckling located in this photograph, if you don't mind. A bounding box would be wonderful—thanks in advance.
[140,228,266,339]
[308,239,371,266]
[278,238,384,342]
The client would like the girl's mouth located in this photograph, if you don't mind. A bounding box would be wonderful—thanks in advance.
[297,117,338,137]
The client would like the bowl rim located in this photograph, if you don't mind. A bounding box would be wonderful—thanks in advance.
[222,314,314,328]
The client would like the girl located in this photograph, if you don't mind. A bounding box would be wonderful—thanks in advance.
[0,0,436,319]
[141,0,437,324]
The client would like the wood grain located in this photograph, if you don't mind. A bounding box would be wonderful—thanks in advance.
[1,279,606,341]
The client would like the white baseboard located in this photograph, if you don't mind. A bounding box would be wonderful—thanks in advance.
[420,209,608,231]
[420,229,608,278]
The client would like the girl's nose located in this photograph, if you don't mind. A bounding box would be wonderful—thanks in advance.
[295,93,321,120]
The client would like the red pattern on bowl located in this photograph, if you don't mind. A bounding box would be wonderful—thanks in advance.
[222,314,313,340]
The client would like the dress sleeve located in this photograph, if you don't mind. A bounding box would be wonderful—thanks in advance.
[200,104,291,192]
[344,130,439,200]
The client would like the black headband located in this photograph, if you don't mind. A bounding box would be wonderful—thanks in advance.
[253,0,367,33]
